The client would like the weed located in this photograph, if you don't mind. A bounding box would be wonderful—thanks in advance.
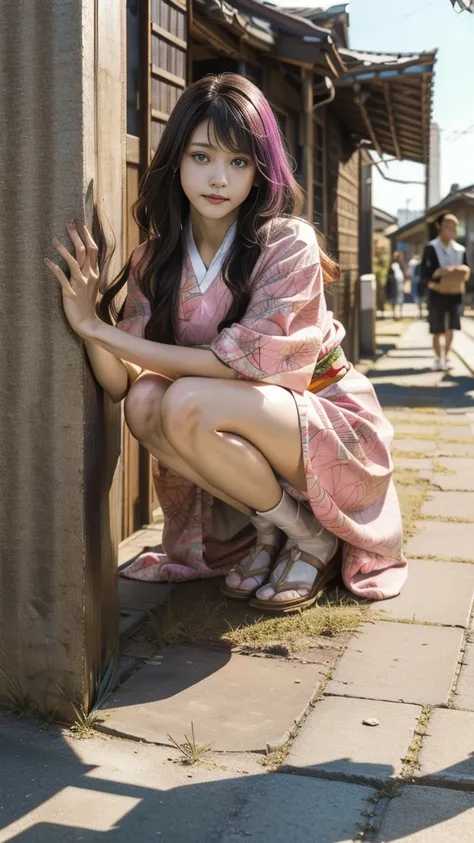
[401,705,431,776]
[368,780,403,802]
[397,485,431,539]
[432,459,455,475]
[393,468,432,488]
[168,722,213,767]
[261,742,290,769]
[70,704,103,739]
[0,665,38,719]
[145,580,367,655]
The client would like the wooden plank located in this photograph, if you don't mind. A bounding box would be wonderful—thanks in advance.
[192,16,242,59]
[383,82,401,160]
[151,63,186,88]
[151,22,187,51]
[354,84,383,158]
[151,108,171,123]
[165,0,187,12]
[339,170,359,190]
[139,0,151,172]
[336,188,359,205]
[126,134,140,165]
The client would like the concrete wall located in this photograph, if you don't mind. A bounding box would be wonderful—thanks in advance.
[0,0,124,719]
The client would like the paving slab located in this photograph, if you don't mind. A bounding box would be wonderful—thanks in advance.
[118,577,171,612]
[421,491,474,520]
[0,718,374,843]
[286,697,421,785]
[374,785,474,843]
[326,622,463,705]
[118,608,146,639]
[454,640,474,710]
[372,559,474,627]
[433,457,474,491]
[436,442,474,456]
[392,439,437,454]
[100,645,327,752]
[405,521,474,560]
[393,457,433,470]
[417,709,474,786]
[392,424,439,438]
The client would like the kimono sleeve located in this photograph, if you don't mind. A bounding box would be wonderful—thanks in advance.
[211,219,323,393]
[116,243,152,338]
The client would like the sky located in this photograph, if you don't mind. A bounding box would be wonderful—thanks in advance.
[273,0,474,217]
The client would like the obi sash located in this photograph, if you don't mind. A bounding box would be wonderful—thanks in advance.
[308,345,350,394]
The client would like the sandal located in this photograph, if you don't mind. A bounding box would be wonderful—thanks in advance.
[249,539,340,613]
[221,537,282,600]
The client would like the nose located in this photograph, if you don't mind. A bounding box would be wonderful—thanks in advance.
[210,163,228,188]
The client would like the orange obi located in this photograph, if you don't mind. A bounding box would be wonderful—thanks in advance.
[307,345,351,394]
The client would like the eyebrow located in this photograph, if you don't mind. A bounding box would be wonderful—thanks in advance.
[189,141,247,154]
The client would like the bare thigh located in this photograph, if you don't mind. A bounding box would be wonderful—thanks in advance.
[162,377,306,491]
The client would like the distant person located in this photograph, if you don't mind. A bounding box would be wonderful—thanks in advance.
[408,254,423,318]
[374,239,389,319]
[385,251,405,320]
[421,213,470,371]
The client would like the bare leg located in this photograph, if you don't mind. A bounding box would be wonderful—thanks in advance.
[433,334,441,358]
[445,330,454,354]
[160,377,306,512]
[124,374,250,515]
[127,375,336,607]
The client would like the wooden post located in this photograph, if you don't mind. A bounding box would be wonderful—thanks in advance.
[0,0,123,720]
[302,69,314,223]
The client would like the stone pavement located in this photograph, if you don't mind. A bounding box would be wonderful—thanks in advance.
[2,314,474,842]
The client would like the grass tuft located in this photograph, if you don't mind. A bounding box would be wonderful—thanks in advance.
[401,705,432,776]
[397,485,432,539]
[0,665,38,719]
[393,468,432,488]
[168,722,214,767]
[70,704,103,739]
[261,743,290,769]
[146,580,368,655]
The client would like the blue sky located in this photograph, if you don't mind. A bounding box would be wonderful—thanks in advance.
[274,0,474,216]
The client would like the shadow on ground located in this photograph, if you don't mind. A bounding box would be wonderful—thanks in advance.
[1,717,474,841]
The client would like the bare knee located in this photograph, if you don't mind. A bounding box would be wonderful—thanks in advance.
[161,378,212,449]
[124,374,168,443]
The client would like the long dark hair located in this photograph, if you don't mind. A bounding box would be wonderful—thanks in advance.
[99,73,338,342]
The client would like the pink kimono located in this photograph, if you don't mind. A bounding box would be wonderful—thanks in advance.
[119,217,407,600]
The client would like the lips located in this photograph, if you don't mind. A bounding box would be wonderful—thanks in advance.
[203,194,228,203]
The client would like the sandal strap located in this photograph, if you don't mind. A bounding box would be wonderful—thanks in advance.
[269,546,335,594]
[233,542,276,580]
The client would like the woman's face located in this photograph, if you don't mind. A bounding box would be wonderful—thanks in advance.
[180,121,257,223]
[439,218,457,244]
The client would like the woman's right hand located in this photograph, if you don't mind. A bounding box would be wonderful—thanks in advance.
[45,220,101,337]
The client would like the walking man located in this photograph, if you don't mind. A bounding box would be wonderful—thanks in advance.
[421,213,470,370]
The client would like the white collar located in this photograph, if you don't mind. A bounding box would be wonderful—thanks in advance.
[186,220,237,293]
[430,237,464,254]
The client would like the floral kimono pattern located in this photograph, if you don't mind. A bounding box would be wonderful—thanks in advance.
[118,217,407,600]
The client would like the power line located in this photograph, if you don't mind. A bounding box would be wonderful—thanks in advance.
[358,0,441,37]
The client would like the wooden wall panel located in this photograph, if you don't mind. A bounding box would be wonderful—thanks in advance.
[325,112,360,362]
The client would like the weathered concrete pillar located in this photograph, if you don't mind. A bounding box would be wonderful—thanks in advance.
[0,0,124,719]
[359,273,377,357]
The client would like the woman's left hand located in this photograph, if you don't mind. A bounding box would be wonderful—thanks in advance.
[44,220,101,338]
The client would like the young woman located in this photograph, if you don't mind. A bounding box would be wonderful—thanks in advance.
[45,73,407,612]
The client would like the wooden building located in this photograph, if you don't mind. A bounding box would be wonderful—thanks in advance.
[122,0,436,537]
